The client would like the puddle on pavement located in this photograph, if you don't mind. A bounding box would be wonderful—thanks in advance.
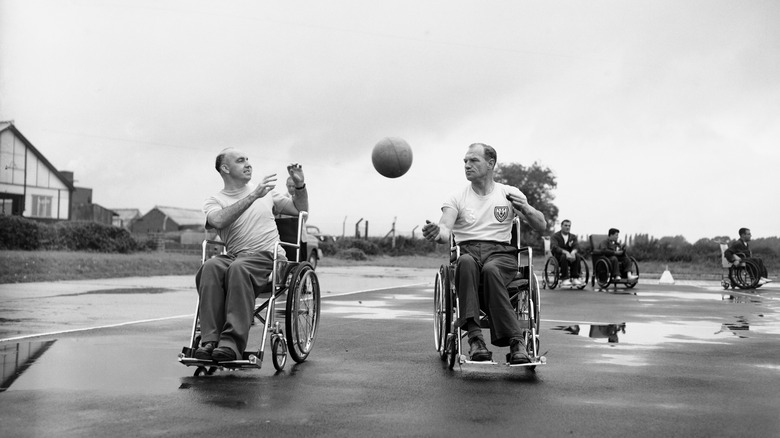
[1,340,56,391]
[55,288,178,297]
[636,289,770,304]
[322,300,429,320]
[552,318,769,345]
[0,337,184,394]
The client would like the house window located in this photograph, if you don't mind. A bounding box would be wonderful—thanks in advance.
[0,199,12,215]
[32,195,53,218]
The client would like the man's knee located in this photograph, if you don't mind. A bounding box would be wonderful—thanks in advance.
[225,258,262,284]
[457,254,478,270]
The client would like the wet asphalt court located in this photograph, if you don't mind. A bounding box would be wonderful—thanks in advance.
[1,266,779,437]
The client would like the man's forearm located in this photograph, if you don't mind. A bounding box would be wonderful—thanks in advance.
[521,206,547,233]
[292,186,309,213]
[208,193,258,229]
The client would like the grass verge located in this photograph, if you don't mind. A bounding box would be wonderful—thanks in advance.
[1,250,727,284]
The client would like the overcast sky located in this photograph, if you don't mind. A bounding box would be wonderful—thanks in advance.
[1,0,778,243]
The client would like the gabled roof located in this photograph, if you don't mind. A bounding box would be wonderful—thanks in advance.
[112,208,142,222]
[152,206,204,226]
[0,121,75,192]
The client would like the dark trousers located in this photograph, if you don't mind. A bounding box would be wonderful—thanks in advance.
[555,253,581,279]
[606,254,633,278]
[195,252,276,357]
[747,257,769,278]
[455,241,521,347]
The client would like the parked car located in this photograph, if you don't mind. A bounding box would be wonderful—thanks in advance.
[306,225,337,242]
[304,224,324,269]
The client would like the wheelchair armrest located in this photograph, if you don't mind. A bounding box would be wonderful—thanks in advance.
[517,245,534,263]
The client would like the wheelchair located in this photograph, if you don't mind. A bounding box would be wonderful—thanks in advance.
[588,234,639,290]
[179,211,321,375]
[433,217,546,370]
[541,236,590,290]
[719,243,763,290]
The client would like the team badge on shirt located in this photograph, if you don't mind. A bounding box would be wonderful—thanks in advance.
[494,205,509,222]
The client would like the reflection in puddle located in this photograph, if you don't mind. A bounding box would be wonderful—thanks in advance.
[721,293,763,304]
[636,291,723,301]
[323,300,429,320]
[555,324,626,343]
[1,340,56,391]
[553,320,754,346]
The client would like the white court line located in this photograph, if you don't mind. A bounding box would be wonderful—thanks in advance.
[321,282,429,297]
[0,282,432,343]
[0,314,193,343]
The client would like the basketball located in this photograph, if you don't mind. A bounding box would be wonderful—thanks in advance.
[371,137,413,178]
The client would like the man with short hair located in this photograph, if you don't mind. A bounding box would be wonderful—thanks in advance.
[423,143,547,365]
[194,148,308,362]
[724,228,772,286]
[597,228,637,281]
[551,219,582,287]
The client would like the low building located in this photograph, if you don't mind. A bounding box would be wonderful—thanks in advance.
[132,206,205,234]
[112,208,142,230]
[67,183,116,225]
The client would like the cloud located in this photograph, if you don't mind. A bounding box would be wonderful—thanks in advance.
[1,0,779,242]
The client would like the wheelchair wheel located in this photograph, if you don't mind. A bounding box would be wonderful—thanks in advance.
[285,262,321,363]
[529,274,541,361]
[515,276,540,340]
[594,258,611,289]
[530,273,541,334]
[543,257,559,289]
[433,266,452,359]
[271,335,287,371]
[731,261,760,289]
[576,257,590,289]
[446,333,458,370]
[626,257,640,289]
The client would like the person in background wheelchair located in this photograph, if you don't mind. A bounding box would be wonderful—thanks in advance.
[422,143,546,365]
[598,228,638,282]
[194,148,309,363]
[551,219,583,288]
[725,228,772,286]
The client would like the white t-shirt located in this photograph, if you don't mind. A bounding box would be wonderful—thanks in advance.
[443,182,523,243]
[203,183,294,256]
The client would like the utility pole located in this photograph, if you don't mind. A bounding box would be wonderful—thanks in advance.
[355,218,363,238]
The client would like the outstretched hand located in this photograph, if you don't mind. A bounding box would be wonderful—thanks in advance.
[253,174,278,199]
[287,163,305,187]
[422,220,440,242]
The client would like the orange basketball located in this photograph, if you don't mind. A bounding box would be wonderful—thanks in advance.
[371,137,413,178]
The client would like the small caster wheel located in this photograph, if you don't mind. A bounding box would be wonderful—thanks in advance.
[272,336,287,371]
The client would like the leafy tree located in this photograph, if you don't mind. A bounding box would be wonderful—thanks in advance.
[495,161,559,243]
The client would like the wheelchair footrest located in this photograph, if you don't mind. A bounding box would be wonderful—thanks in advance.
[460,356,547,367]
[178,353,262,369]
[463,359,499,365]
[507,357,547,367]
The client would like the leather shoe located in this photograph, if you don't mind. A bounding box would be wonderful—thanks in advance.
[508,338,531,365]
[468,337,492,362]
[211,346,237,362]
[193,342,215,361]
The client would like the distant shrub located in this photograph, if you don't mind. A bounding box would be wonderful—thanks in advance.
[0,216,142,253]
[0,215,42,250]
[336,248,368,260]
